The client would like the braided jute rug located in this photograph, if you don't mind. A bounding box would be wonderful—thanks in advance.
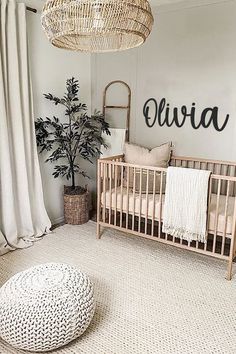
[0,221,235,354]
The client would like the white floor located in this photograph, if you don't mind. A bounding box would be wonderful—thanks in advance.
[0,221,235,354]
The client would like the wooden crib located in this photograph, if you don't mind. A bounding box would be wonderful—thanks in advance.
[97,154,236,280]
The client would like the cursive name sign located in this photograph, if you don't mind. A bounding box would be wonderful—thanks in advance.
[143,98,229,132]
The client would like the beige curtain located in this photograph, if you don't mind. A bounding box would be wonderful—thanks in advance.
[0,0,51,255]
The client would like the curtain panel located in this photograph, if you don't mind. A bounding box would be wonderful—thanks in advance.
[0,0,51,255]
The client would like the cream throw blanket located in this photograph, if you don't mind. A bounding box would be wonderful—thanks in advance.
[162,167,211,243]
[100,128,126,157]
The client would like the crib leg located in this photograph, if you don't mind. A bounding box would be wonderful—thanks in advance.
[226,259,233,281]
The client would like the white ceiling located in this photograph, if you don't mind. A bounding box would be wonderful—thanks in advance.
[22,0,185,12]
[22,0,230,12]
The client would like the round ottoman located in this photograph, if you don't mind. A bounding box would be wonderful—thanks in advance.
[0,263,95,352]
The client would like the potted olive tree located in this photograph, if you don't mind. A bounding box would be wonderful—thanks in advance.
[35,77,110,225]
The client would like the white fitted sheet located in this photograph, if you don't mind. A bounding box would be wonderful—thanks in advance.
[101,187,235,236]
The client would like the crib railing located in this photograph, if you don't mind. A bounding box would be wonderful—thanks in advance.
[97,155,236,279]
[171,155,236,174]
[171,156,236,195]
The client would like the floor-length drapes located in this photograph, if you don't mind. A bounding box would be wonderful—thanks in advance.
[0,0,51,255]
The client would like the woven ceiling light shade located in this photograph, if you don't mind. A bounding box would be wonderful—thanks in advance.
[41,0,154,53]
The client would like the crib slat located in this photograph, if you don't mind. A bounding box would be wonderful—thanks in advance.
[97,161,101,236]
[126,166,130,229]
[151,171,156,237]
[138,168,143,233]
[114,164,118,226]
[221,165,226,195]
[187,169,191,242]
[205,177,213,251]
[145,170,149,235]
[213,179,221,253]
[109,164,112,225]
[102,163,106,223]
[120,166,124,228]
[221,180,230,255]
[159,172,163,238]
[132,167,136,231]
[112,163,115,180]
[227,189,236,279]
[234,166,236,195]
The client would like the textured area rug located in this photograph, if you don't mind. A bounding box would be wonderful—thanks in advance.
[0,221,235,354]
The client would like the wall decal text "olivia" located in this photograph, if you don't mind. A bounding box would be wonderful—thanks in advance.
[143,98,229,132]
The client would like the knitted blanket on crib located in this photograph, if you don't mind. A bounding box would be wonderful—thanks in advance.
[162,167,211,243]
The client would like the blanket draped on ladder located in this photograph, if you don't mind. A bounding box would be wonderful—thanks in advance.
[162,167,211,243]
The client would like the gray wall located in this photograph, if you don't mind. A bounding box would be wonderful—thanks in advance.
[26,0,236,224]
[27,12,92,224]
[92,1,236,161]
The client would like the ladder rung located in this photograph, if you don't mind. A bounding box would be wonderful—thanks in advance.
[104,105,129,109]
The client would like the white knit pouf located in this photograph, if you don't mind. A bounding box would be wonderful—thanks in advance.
[0,263,95,352]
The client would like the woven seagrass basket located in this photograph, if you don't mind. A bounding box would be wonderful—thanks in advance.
[64,186,89,225]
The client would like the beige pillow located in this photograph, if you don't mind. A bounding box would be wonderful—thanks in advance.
[124,142,171,168]
[124,142,171,193]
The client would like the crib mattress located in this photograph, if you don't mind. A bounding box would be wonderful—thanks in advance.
[101,187,235,236]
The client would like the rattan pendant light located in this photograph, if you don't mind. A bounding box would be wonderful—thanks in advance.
[41,0,154,53]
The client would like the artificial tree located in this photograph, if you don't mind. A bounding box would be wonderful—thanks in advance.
[35,77,110,194]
